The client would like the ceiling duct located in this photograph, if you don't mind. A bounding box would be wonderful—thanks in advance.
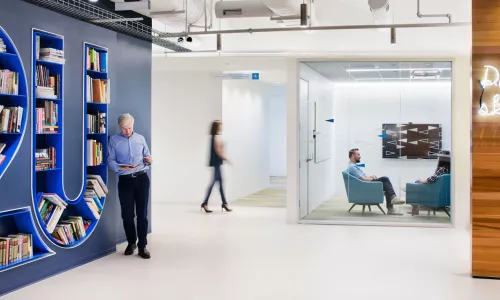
[368,0,392,25]
[261,0,305,27]
[152,0,205,29]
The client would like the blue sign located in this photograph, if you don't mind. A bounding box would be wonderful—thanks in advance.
[378,134,387,138]
[326,118,334,123]
[252,73,260,80]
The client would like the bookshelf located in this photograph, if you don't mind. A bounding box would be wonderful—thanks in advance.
[30,30,109,248]
[0,207,54,272]
[0,26,28,180]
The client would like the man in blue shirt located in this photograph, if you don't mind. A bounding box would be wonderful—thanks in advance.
[108,113,152,259]
[347,148,404,215]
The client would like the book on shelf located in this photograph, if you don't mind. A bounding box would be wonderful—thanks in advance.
[35,101,58,133]
[0,69,19,95]
[39,48,65,64]
[0,155,5,166]
[87,139,103,166]
[35,64,60,99]
[86,48,107,72]
[38,193,67,234]
[87,112,106,133]
[0,105,23,133]
[51,216,90,245]
[0,234,33,267]
[36,147,56,170]
[86,76,110,103]
[0,38,6,53]
[0,143,6,153]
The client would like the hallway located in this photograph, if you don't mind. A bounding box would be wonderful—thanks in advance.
[3,204,499,300]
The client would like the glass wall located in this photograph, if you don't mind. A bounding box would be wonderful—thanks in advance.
[299,60,452,225]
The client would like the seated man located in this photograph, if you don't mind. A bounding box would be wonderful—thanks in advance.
[347,148,404,215]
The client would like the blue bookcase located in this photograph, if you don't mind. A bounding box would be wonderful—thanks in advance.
[31,30,109,248]
[0,26,28,179]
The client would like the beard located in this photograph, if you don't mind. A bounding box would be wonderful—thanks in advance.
[356,159,361,163]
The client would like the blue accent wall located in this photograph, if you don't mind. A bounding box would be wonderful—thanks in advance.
[0,0,152,295]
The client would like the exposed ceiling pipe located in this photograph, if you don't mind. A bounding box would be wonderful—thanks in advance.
[417,0,451,23]
[159,21,468,37]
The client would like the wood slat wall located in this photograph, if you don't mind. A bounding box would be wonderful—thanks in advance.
[472,0,500,279]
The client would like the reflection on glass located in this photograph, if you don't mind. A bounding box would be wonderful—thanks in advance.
[299,61,452,225]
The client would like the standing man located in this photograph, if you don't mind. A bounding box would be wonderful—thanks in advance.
[108,113,152,259]
[347,148,404,215]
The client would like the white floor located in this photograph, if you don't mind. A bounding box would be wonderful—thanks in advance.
[4,204,500,300]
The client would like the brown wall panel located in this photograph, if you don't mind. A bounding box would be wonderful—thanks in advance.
[472,0,500,279]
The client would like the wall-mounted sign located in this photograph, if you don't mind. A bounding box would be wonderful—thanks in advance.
[479,65,500,116]
[213,72,260,80]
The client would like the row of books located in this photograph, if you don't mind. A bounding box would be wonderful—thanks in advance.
[0,105,23,133]
[35,102,58,133]
[0,69,19,95]
[39,48,65,64]
[87,139,103,166]
[35,65,60,99]
[87,112,106,134]
[0,38,5,53]
[86,48,107,72]
[85,174,108,219]
[86,76,110,103]
[36,147,56,171]
[51,217,89,246]
[37,193,67,234]
[0,234,33,267]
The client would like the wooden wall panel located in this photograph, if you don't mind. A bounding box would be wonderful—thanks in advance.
[472,0,500,279]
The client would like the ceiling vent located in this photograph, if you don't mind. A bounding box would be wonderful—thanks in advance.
[214,1,273,19]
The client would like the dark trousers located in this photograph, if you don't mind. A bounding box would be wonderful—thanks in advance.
[203,165,227,205]
[118,173,150,249]
[374,176,396,209]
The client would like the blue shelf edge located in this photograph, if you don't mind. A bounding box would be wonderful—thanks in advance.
[0,206,55,272]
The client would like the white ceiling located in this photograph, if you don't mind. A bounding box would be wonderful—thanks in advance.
[111,0,472,56]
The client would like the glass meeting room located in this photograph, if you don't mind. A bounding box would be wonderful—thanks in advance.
[298,60,453,226]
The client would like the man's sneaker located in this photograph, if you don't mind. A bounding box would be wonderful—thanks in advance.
[390,196,405,205]
[387,209,403,216]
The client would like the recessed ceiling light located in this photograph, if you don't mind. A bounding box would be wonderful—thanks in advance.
[89,0,98,2]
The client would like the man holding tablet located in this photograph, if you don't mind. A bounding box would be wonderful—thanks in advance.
[108,113,152,259]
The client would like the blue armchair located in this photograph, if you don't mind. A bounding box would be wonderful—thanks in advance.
[405,174,451,217]
[342,171,386,215]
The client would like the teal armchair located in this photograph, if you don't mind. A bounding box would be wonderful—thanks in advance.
[405,174,451,217]
[342,171,386,215]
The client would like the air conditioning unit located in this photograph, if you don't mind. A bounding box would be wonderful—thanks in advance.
[215,1,273,18]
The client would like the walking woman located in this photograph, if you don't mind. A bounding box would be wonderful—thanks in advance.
[201,120,232,213]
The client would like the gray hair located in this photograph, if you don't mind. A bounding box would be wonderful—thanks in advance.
[118,113,134,127]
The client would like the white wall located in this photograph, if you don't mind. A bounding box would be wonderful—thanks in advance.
[268,86,287,177]
[151,70,222,204]
[332,82,452,198]
[222,81,271,201]
[299,64,336,212]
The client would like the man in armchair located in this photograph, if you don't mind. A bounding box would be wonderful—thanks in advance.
[347,148,404,215]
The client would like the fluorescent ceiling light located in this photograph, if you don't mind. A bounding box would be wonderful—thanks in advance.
[355,77,450,80]
[346,68,451,72]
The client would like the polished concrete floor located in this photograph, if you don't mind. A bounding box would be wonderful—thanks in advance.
[3,204,500,300]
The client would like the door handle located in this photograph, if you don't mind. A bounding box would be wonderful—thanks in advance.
[306,157,313,162]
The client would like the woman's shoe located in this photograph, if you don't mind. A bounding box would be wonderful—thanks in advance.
[201,204,213,213]
[222,204,233,212]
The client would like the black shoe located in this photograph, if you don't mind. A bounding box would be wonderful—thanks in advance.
[138,248,151,259]
[222,203,233,212]
[124,244,137,256]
